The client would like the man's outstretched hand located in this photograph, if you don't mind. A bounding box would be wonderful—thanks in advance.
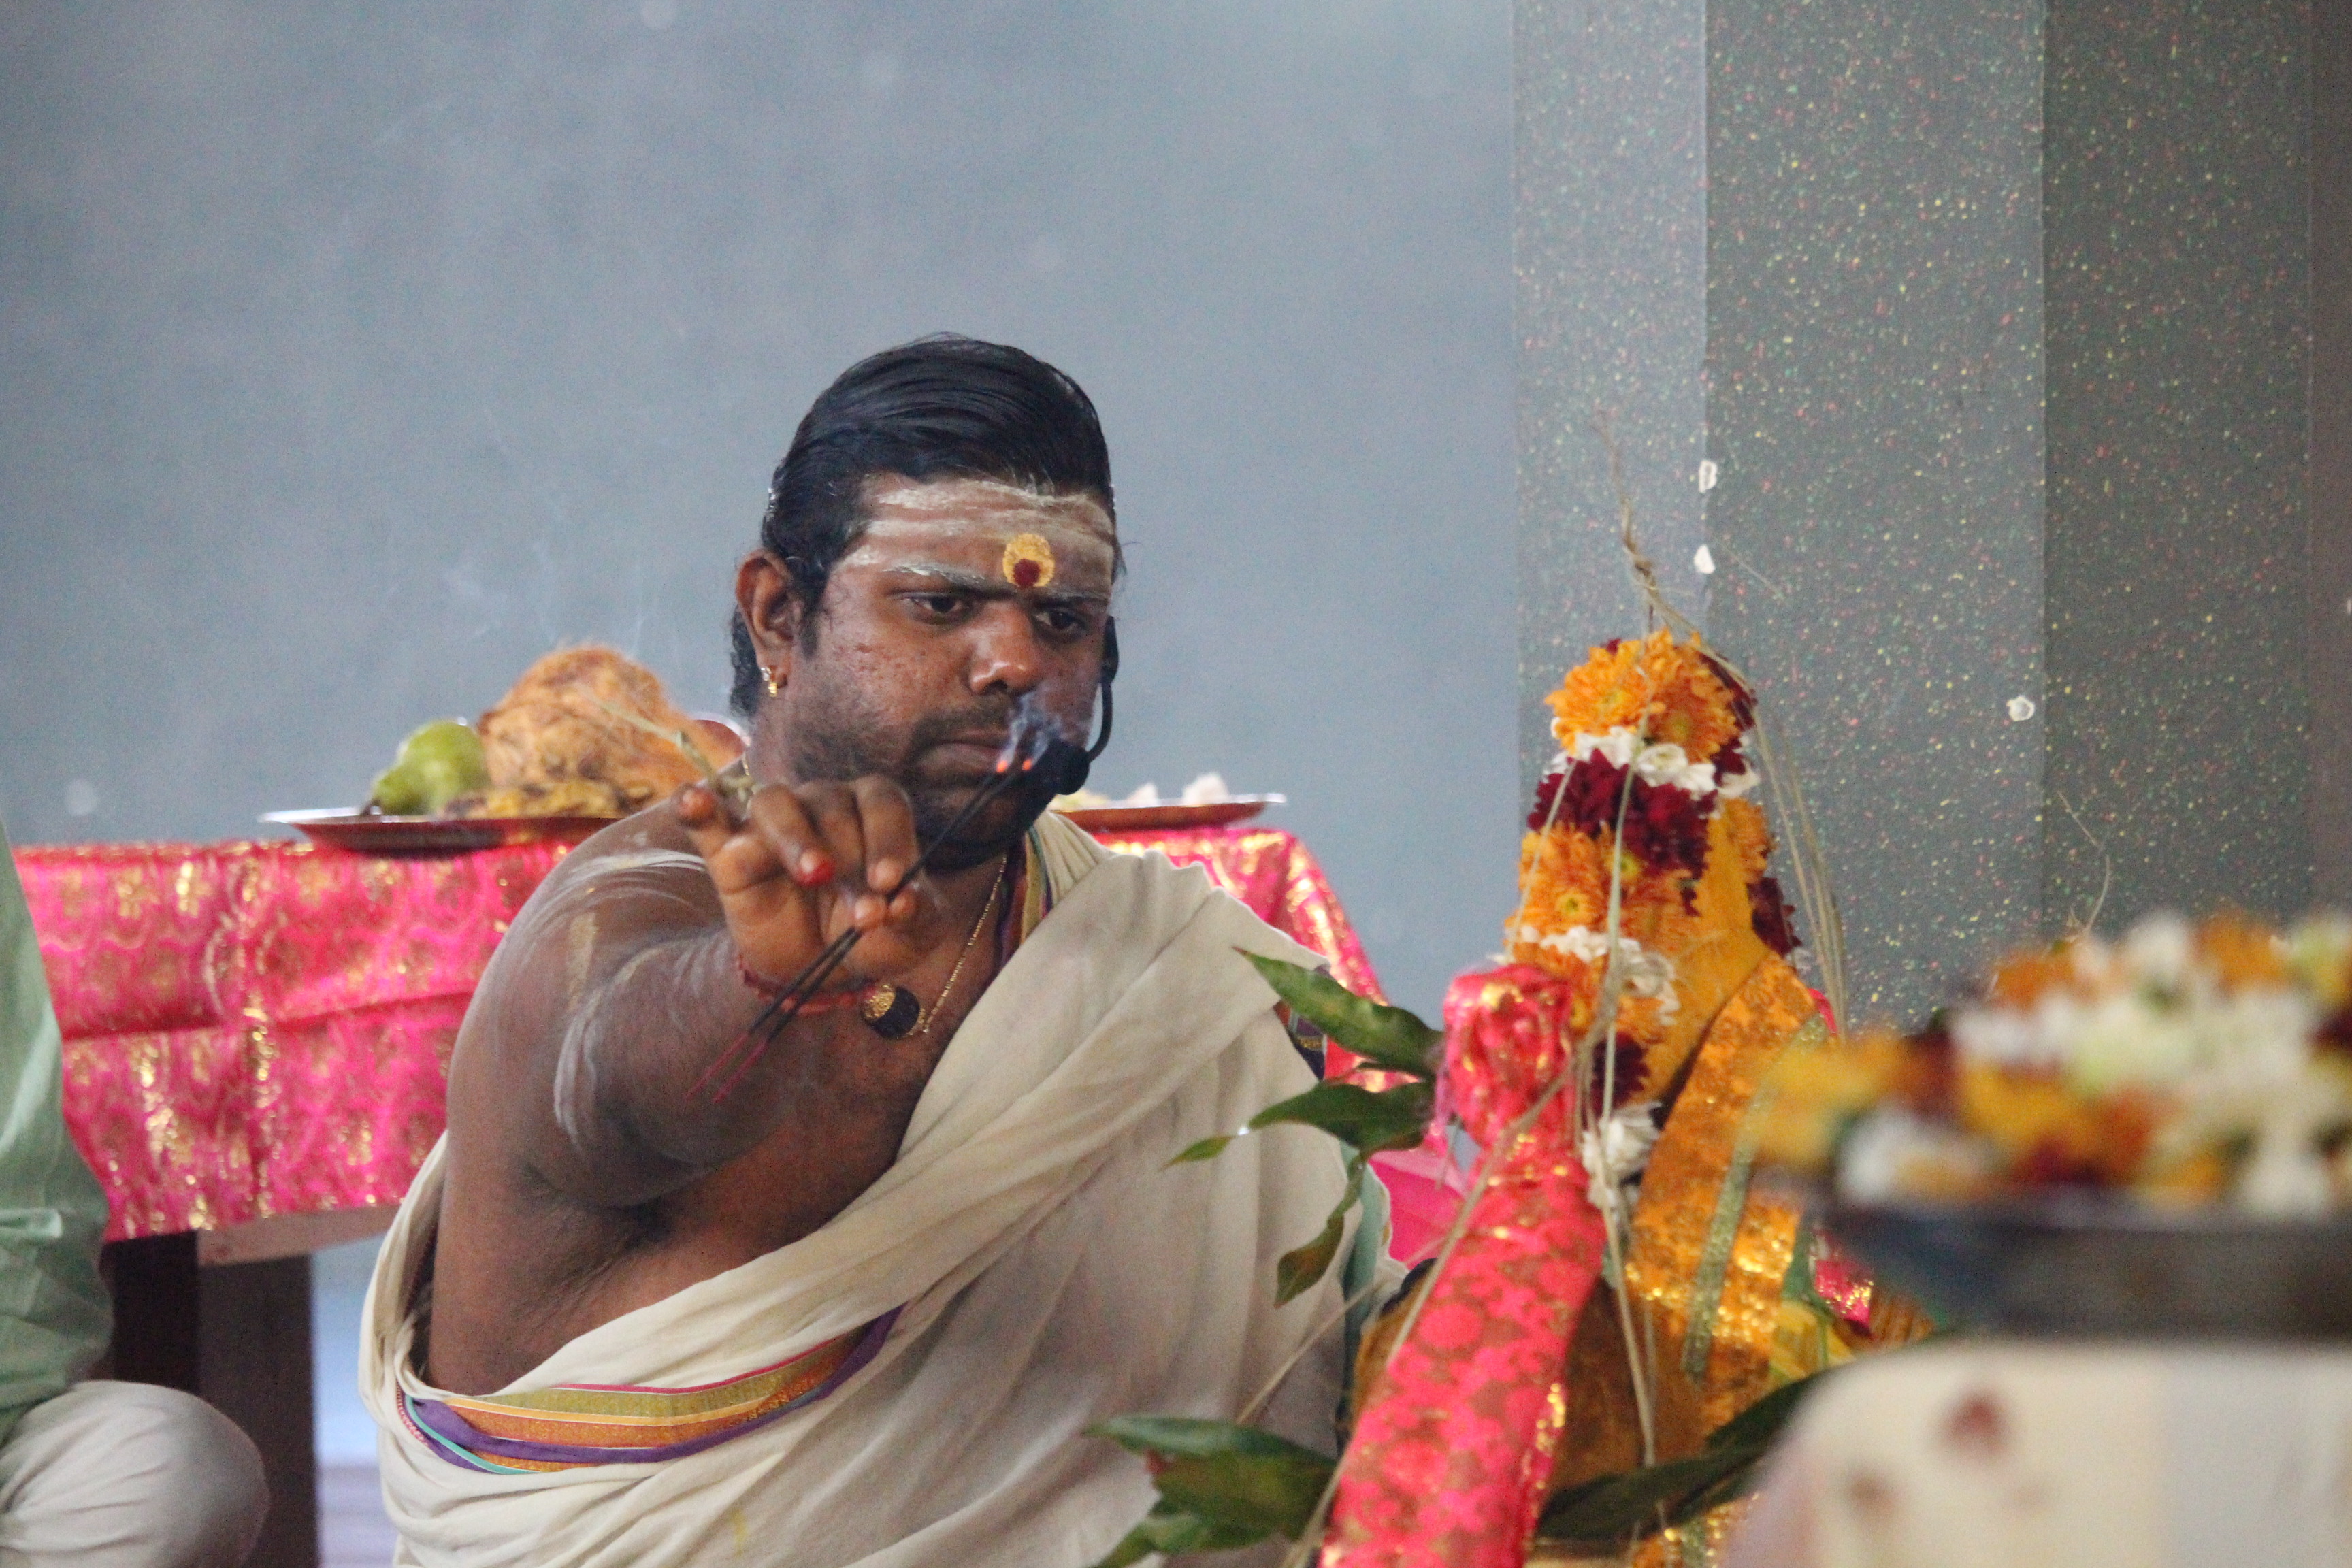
[674,777,945,994]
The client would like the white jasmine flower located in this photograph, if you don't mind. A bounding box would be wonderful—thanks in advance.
[2237,1111,2337,1217]
[1546,928,1680,1021]
[1633,742,1692,785]
[1950,1006,2050,1069]
[1554,928,1671,989]
[1570,729,1639,768]
[1835,1109,1999,1204]
[1559,926,1614,962]
[1583,1103,1663,1225]
[1618,946,1678,1001]
[1716,768,1762,800]
[1631,741,1723,798]
[2120,912,2195,994]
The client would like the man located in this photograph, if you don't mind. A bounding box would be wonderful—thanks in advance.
[0,821,267,1566]
[363,337,1356,1567]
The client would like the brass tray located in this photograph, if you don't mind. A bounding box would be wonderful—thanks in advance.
[1054,796,1281,832]
[261,808,618,856]
[1828,1194,2352,1339]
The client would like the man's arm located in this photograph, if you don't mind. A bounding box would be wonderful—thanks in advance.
[459,777,944,1211]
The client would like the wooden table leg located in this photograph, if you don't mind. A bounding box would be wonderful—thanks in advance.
[100,1237,320,1568]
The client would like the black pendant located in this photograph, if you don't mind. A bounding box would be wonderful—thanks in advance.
[860,982,921,1041]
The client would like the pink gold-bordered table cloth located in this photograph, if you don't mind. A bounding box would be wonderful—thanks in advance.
[16,825,1381,1242]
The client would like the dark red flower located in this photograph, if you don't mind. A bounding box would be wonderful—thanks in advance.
[1712,734,1750,779]
[1699,651,1758,732]
[2015,1138,2103,1188]
[1560,757,1634,833]
[1898,1017,1959,1117]
[1622,783,1710,875]
[1750,875,1801,956]
[1527,770,1566,831]
[1584,1032,1650,1114]
[2318,1005,2352,1059]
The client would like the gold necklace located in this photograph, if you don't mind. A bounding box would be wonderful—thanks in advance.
[918,862,1006,1038]
[858,860,1010,1042]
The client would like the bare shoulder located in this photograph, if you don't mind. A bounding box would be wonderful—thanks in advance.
[444,804,720,1138]
[525,805,715,919]
[483,808,717,995]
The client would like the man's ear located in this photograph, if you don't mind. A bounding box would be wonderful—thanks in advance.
[735,552,806,679]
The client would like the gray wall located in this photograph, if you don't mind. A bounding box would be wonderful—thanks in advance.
[1514,0,1709,797]
[0,1,1515,1018]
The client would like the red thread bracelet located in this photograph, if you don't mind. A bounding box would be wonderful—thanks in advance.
[738,956,865,1014]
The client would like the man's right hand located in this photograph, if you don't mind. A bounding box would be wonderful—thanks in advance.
[674,777,945,996]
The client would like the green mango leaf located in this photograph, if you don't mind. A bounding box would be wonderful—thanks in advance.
[1536,1450,1751,1546]
[1535,1371,1834,1547]
[1248,1080,1435,1158]
[1089,1501,1269,1568]
[1241,953,1440,1075]
[1154,1450,1334,1539]
[1169,1134,1235,1166]
[1089,1522,1157,1568]
[1703,1369,1818,1453]
[1092,1415,1330,1463]
[1090,1417,1337,1540]
[1275,1198,1352,1305]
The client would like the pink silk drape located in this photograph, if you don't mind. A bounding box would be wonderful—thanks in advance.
[1322,966,1608,1568]
[18,823,1379,1241]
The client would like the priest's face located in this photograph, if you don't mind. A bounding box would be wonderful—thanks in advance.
[745,474,1115,852]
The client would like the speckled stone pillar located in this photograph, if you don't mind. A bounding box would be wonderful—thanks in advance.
[2039,0,2313,941]
[1518,0,2326,1027]
[1515,0,1710,787]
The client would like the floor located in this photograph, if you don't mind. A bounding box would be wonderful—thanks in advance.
[315,1238,395,1567]
[321,1465,400,1568]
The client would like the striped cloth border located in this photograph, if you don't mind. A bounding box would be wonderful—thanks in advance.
[405,1309,899,1473]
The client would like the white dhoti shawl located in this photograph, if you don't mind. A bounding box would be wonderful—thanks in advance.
[362,813,1356,1567]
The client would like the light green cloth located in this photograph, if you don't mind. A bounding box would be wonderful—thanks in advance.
[0,823,111,1446]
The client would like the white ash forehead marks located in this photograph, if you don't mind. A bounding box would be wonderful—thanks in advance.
[839,475,1117,590]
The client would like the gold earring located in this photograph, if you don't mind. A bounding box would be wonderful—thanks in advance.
[763,666,783,697]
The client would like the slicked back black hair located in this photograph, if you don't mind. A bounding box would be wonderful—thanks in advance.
[728,335,1116,714]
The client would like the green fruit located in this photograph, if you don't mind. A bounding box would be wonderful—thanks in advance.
[370,761,431,816]
[370,720,487,816]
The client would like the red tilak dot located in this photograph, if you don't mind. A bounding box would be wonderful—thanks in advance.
[1013,559,1041,588]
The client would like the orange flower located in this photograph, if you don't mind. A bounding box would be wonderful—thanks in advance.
[1510,828,1701,960]
[2198,911,2289,991]
[1985,949,2078,1010]
[1544,630,1744,763]
[1545,637,1653,738]
[1756,1028,1908,1172]
[1613,866,1705,955]
[1955,1064,2157,1183]
[1515,829,1614,939]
